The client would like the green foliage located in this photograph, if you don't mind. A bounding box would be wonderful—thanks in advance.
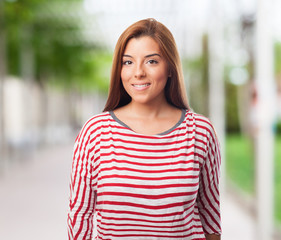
[275,41,281,74]
[4,0,110,92]
[6,21,20,75]
[65,50,112,93]
[44,49,112,93]
[225,82,240,132]
[224,65,241,133]
[276,120,281,135]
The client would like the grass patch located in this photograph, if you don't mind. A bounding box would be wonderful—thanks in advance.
[225,134,255,193]
[226,133,281,224]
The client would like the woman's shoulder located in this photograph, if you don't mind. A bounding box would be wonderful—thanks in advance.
[75,112,111,141]
[185,110,219,150]
[81,111,111,128]
[185,109,216,133]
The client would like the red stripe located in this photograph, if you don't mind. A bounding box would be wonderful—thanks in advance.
[101,142,196,153]
[97,223,202,234]
[96,199,195,210]
[96,228,205,239]
[101,151,200,160]
[97,173,199,182]
[98,190,198,199]
[96,203,198,222]
[101,166,200,174]
[95,151,205,163]
[100,158,200,167]
[98,182,198,190]
[97,219,193,229]
[98,214,198,224]
[98,136,195,146]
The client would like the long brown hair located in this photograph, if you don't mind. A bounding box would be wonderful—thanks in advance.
[103,18,189,111]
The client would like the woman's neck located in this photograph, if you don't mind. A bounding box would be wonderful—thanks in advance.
[125,100,175,119]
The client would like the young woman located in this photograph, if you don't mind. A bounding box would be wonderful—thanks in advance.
[68,18,221,240]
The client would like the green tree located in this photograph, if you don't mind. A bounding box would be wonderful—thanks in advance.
[0,0,111,154]
[4,0,110,90]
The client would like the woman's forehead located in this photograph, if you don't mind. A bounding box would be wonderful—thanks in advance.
[123,36,161,56]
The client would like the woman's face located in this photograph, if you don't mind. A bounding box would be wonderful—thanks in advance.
[121,36,170,106]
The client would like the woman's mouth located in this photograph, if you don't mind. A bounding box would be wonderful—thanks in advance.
[132,83,151,90]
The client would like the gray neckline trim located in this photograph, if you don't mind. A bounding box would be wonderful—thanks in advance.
[109,109,186,136]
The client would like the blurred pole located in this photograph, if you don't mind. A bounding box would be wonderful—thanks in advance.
[255,0,275,239]
[208,0,225,192]
[0,0,7,167]
[20,24,35,144]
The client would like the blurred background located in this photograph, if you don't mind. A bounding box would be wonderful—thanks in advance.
[0,0,281,239]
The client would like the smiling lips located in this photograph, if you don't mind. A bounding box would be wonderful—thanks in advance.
[132,83,151,90]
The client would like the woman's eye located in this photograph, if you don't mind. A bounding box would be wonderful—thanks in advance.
[147,59,158,64]
[123,60,132,65]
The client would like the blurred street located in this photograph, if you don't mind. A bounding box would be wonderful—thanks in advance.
[0,143,256,240]
[0,144,72,240]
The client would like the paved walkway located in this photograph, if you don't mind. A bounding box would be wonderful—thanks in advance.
[0,143,256,240]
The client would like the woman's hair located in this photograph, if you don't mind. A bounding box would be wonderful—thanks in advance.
[103,18,189,111]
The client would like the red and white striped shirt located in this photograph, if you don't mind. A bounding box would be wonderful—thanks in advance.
[68,110,221,240]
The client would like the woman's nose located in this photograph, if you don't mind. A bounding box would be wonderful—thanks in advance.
[134,64,146,79]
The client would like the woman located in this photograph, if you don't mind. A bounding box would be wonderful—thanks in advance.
[68,18,221,240]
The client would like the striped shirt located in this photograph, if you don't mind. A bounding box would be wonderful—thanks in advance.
[68,109,221,240]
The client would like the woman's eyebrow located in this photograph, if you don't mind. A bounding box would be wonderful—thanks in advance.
[122,53,162,58]
[145,53,161,58]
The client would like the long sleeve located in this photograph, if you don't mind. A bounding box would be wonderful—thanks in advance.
[67,123,96,240]
[197,121,221,235]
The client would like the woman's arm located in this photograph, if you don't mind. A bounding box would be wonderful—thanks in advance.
[205,234,221,240]
[196,116,222,237]
[67,123,96,240]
